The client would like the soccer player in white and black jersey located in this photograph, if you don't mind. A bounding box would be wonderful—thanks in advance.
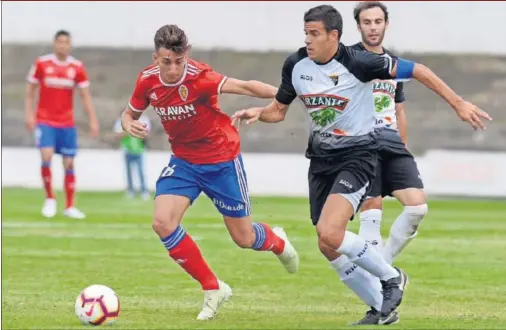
[232,4,491,325]
[333,2,425,325]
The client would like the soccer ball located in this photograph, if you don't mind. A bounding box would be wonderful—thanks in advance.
[75,284,120,326]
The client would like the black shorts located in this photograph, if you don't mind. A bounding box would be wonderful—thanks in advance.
[308,147,377,225]
[368,128,424,198]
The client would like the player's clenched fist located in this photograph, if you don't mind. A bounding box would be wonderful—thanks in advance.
[231,108,262,127]
[124,120,149,139]
[453,99,492,130]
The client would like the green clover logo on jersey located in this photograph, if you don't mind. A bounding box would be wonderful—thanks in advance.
[374,95,391,113]
[310,107,338,127]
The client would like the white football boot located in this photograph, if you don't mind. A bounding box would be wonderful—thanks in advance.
[63,207,86,220]
[41,198,57,218]
[196,280,232,321]
[272,227,299,274]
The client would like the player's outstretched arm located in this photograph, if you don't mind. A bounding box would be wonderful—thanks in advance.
[221,78,277,99]
[78,87,100,136]
[354,51,492,130]
[232,99,290,126]
[121,107,148,139]
[392,61,492,130]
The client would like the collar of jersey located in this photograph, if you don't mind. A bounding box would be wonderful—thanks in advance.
[314,43,345,66]
[158,63,188,87]
[357,42,386,56]
[50,53,72,66]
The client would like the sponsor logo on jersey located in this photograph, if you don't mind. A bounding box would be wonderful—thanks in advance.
[372,80,396,97]
[329,73,339,86]
[300,94,350,128]
[179,85,188,101]
[44,77,75,89]
[375,116,393,127]
[150,92,157,100]
[300,94,349,111]
[374,95,392,113]
[300,74,313,81]
[154,104,196,121]
[45,67,55,74]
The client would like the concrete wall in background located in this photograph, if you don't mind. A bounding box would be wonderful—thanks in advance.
[2,1,505,54]
[3,148,506,198]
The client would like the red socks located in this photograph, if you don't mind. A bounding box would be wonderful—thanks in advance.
[162,226,219,291]
[64,170,75,208]
[252,223,285,255]
[41,163,55,199]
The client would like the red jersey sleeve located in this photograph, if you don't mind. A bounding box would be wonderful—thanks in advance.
[26,60,43,84]
[75,64,90,88]
[128,74,150,112]
[198,69,228,97]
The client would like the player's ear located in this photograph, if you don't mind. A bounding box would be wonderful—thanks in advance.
[330,29,339,42]
[152,52,158,64]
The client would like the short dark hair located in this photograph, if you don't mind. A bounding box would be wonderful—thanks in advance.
[54,30,71,40]
[304,5,343,38]
[353,1,389,24]
[154,24,190,53]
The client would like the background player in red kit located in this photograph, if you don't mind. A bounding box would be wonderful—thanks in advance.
[121,25,299,321]
[25,30,99,219]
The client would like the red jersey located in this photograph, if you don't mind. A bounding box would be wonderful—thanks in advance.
[128,60,240,164]
[27,54,90,127]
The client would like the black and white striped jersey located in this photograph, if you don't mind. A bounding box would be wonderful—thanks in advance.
[275,43,397,155]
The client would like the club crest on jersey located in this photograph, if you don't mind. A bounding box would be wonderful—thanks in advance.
[329,73,339,86]
[179,85,188,101]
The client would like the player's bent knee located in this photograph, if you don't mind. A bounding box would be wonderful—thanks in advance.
[152,216,180,239]
[360,196,383,211]
[152,195,190,238]
[406,203,428,218]
[401,203,428,236]
[152,206,184,238]
[63,157,75,170]
[318,239,341,261]
[393,188,426,206]
[318,231,345,252]
[40,148,54,162]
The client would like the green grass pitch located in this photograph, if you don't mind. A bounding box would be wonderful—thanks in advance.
[2,188,506,329]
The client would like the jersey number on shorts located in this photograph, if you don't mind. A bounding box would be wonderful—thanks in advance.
[159,165,176,178]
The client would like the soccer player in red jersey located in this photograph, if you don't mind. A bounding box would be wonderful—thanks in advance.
[120,25,299,321]
[25,30,99,219]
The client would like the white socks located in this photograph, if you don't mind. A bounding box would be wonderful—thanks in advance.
[359,209,384,255]
[336,231,398,281]
[330,204,427,309]
[383,204,428,264]
[331,255,382,311]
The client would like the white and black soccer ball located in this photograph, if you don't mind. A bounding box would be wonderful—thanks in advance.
[75,284,120,326]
